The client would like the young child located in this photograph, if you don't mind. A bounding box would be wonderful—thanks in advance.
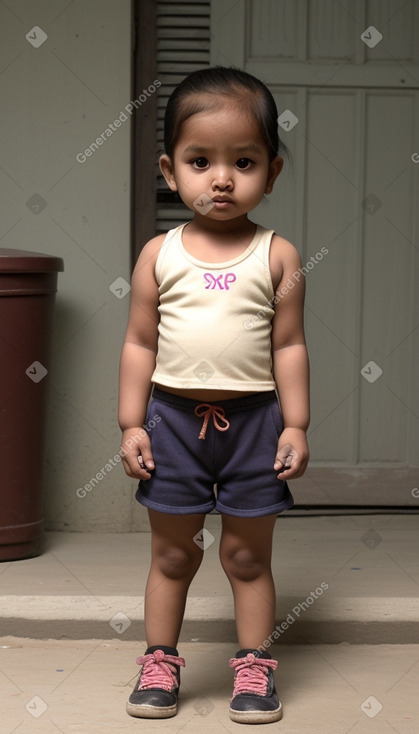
[119,66,309,724]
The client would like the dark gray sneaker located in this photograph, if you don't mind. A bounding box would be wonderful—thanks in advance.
[126,646,185,719]
[229,649,283,724]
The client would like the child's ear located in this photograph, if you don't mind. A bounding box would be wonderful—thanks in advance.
[265,156,283,194]
[159,154,178,192]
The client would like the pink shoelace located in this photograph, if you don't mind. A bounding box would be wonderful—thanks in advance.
[136,649,185,692]
[229,653,278,697]
[194,403,230,439]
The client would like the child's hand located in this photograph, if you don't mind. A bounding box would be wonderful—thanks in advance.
[120,427,155,480]
[274,428,309,479]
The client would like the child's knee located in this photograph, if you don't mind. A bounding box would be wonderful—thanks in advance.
[155,545,203,580]
[220,547,266,582]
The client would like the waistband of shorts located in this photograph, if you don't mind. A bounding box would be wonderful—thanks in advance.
[151,387,277,414]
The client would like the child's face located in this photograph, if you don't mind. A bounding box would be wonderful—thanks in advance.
[160,101,283,223]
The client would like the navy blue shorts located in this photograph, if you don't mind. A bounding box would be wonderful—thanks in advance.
[136,388,294,518]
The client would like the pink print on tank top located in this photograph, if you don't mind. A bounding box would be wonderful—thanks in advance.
[203,272,237,290]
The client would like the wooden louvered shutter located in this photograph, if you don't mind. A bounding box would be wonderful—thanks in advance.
[133,0,210,261]
[156,1,211,233]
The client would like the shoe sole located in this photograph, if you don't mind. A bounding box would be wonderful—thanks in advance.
[229,702,283,724]
[126,701,177,719]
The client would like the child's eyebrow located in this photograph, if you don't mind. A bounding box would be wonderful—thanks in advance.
[183,145,208,154]
[183,143,264,154]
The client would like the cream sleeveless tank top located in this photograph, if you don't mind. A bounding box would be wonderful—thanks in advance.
[151,223,276,391]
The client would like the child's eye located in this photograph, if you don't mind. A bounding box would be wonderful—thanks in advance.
[235,158,252,169]
[192,157,209,169]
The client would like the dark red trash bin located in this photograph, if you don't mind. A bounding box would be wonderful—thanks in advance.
[0,249,64,561]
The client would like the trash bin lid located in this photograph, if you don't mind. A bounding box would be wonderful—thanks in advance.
[0,248,64,273]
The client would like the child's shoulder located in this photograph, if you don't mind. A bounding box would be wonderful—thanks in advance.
[270,232,301,261]
[133,233,167,271]
[269,232,303,286]
[136,223,185,262]
[140,232,167,256]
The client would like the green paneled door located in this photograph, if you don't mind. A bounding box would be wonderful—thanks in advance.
[211,0,419,506]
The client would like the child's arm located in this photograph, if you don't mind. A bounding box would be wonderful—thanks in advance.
[118,236,163,479]
[270,236,310,479]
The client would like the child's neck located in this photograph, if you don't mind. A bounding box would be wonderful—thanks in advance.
[187,213,255,239]
[182,215,257,263]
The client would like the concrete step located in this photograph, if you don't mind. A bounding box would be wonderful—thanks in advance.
[1,514,418,643]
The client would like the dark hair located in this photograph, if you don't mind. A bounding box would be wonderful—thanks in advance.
[163,66,288,162]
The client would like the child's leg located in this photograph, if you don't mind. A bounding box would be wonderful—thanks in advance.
[219,513,278,649]
[144,509,206,648]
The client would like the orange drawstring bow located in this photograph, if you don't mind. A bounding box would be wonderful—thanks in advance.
[194,403,230,440]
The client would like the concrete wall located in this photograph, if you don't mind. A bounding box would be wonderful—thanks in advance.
[0,0,148,530]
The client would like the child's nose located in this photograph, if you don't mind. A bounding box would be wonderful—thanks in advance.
[211,167,233,190]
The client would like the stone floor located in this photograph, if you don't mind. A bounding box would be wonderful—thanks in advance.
[1,639,418,733]
[1,513,419,732]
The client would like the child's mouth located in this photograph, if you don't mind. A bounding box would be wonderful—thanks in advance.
[212,197,233,208]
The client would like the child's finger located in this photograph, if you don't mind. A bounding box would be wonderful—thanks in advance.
[273,442,294,470]
[277,451,308,479]
[120,447,154,480]
[137,449,155,471]
[137,453,155,473]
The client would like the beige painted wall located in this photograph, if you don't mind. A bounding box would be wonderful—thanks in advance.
[0,0,148,530]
